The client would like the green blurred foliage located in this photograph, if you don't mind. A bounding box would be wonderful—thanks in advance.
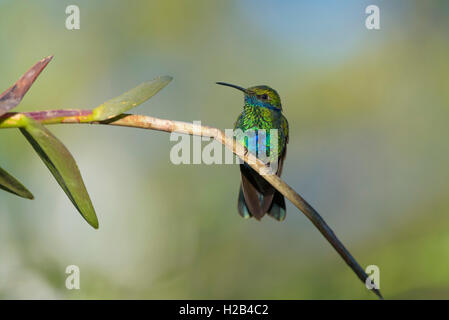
[0,0,448,299]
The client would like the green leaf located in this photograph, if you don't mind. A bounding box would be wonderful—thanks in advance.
[92,76,173,121]
[20,117,98,229]
[0,166,34,199]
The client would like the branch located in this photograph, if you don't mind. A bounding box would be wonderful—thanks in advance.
[1,109,383,299]
[0,56,382,298]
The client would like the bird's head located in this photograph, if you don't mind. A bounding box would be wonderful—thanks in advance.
[216,82,282,111]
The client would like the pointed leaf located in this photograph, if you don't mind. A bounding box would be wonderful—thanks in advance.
[0,56,53,116]
[0,166,34,199]
[20,117,98,229]
[93,76,172,121]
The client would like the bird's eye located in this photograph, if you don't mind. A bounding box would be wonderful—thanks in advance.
[260,94,268,100]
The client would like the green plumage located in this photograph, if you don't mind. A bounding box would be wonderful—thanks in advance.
[234,103,288,161]
[217,82,289,221]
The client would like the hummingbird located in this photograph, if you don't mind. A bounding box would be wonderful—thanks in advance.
[216,82,384,299]
[216,82,289,221]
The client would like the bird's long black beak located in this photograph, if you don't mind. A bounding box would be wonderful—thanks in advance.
[216,82,247,94]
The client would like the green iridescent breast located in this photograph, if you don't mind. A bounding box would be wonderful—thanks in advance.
[234,104,288,162]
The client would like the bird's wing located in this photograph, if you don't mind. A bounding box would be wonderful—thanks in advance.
[261,147,286,212]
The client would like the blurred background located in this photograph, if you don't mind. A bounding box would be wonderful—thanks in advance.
[0,0,448,299]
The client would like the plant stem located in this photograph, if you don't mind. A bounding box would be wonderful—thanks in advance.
[0,109,383,299]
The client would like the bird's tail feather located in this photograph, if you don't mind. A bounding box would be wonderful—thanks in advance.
[267,190,286,221]
[237,184,286,221]
[237,184,252,219]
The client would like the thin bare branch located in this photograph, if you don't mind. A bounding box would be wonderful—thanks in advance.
[0,110,382,298]
[0,56,382,297]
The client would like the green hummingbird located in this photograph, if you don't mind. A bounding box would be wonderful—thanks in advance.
[216,82,289,221]
[217,82,384,299]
